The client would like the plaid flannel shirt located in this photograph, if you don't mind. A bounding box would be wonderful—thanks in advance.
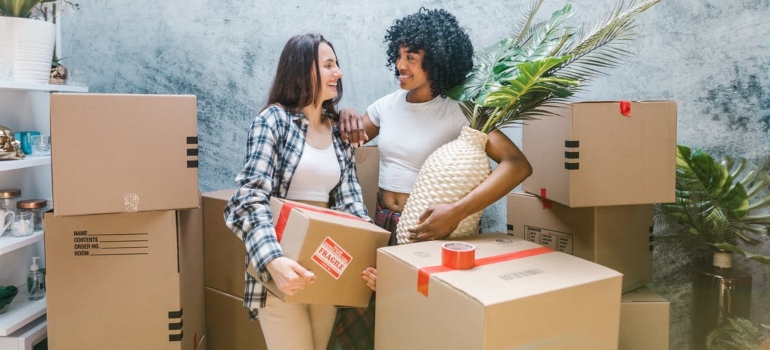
[223,105,370,320]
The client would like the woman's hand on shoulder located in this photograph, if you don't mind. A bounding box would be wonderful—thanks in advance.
[266,256,316,296]
[339,108,369,147]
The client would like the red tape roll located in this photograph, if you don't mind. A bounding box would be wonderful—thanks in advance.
[441,242,476,270]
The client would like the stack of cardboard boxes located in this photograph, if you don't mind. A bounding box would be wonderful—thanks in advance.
[43,94,206,350]
[508,101,677,349]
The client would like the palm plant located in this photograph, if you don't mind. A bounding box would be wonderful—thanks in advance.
[447,0,662,133]
[657,145,770,265]
[707,318,770,350]
[0,0,55,18]
[395,0,664,243]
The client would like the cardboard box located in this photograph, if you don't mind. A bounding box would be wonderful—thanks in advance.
[354,145,379,220]
[205,287,267,350]
[51,93,200,216]
[620,286,670,350]
[522,101,677,207]
[375,232,623,350]
[44,209,206,350]
[249,198,390,307]
[202,190,248,299]
[506,192,653,292]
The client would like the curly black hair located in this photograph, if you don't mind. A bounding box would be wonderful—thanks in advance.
[384,8,473,98]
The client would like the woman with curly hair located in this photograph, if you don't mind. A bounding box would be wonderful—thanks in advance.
[334,8,532,349]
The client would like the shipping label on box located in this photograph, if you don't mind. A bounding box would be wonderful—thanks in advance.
[375,232,622,350]
[522,101,677,207]
[44,209,206,350]
[507,192,653,292]
[51,93,200,216]
[247,198,391,307]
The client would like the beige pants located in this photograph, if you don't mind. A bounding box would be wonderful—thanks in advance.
[259,293,337,350]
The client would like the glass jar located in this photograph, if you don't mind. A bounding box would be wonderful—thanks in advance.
[16,199,47,231]
[0,188,21,213]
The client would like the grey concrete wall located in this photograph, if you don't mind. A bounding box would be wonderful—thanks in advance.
[60,0,770,349]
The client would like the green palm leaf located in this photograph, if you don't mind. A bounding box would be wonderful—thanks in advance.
[659,145,770,265]
[446,0,662,133]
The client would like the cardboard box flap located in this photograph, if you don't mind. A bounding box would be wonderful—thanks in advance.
[272,198,373,228]
[381,234,622,305]
[622,286,669,303]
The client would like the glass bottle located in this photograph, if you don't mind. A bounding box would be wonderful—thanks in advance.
[16,199,47,231]
[690,251,752,349]
[27,257,45,301]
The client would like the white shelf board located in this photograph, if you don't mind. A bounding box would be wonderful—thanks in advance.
[0,315,46,349]
[0,81,87,93]
[0,287,46,336]
[0,231,44,255]
[0,157,50,172]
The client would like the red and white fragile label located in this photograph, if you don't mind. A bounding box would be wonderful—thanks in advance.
[311,237,352,279]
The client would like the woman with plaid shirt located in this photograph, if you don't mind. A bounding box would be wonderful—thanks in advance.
[224,33,370,350]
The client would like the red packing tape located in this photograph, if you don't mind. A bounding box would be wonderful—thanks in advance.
[540,188,552,209]
[417,245,553,296]
[620,100,631,116]
[441,242,475,270]
[274,200,366,242]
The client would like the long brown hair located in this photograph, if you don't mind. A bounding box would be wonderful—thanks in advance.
[264,33,343,120]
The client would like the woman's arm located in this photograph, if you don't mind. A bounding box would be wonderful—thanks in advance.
[408,130,532,241]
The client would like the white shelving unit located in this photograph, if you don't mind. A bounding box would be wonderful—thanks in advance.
[0,231,44,255]
[0,288,46,336]
[0,81,88,344]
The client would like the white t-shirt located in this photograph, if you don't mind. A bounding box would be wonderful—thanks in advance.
[286,142,341,202]
[367,89,469,193]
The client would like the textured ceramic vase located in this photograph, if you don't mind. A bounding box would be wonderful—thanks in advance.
[395,126,491,244]
[0,17,56,84]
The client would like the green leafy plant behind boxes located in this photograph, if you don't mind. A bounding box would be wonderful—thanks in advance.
[657,145,770,264]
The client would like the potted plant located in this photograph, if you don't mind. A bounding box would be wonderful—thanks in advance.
[657,145,770,349]
[707,317,770,350]
[0,0,58,84]
[395,0,663,241]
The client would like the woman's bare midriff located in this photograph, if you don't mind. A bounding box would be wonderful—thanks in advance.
[380,188,410,212]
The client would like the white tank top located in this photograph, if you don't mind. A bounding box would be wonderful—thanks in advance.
[367,89,469,193]
[286,142,341,202]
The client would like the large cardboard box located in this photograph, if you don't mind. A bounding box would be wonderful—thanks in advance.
[44,209,206,350]
[205,287,267,350]
[248,198,391,307]
[51,93,200,216]
[522,101,677,207]
[620,286,670,350]
[354,145,379,220]
[375,232,623,350]
[202,190,248,299]
[506,192,653,292]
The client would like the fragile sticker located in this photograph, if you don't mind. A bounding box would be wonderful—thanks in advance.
[311,237,352,279]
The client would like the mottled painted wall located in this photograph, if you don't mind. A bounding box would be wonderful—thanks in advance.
[61,0,770,349]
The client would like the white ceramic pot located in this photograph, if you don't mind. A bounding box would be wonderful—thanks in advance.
[0,17,55,84]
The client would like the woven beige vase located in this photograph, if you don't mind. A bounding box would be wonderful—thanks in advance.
[395,127,491,244]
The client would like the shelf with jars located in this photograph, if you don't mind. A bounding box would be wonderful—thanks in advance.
[0,80,88,340]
